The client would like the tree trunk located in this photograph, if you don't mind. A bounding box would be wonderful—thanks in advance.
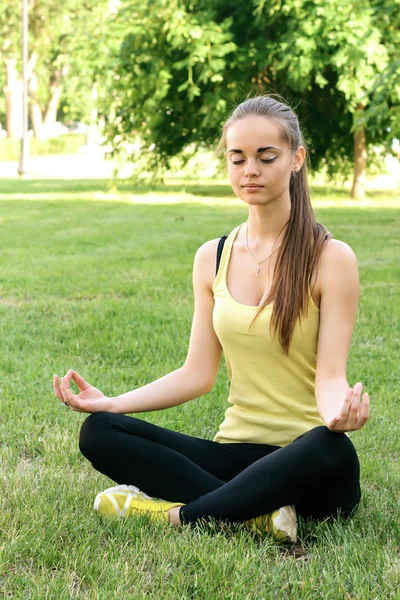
[43,69,64,136]
[351,110,367,200]
[28,71,45,139]
[28,58,66,140]
[3,59,23,139]
[85,84,98,145]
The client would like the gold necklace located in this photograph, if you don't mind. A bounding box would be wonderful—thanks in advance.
[245,220,282,276]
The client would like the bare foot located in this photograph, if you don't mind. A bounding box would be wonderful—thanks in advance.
[168,506,181,527]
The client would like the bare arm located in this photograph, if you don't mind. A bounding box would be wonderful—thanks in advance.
[315,240,370,431]
[54,240,223,414]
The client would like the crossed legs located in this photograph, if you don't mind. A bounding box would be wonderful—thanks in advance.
[79,412,361,525]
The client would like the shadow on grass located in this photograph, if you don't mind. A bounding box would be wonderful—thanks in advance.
[1,177,398,201]
[0,178,115,195]
[0,178,399,211]
[0,177,234,198]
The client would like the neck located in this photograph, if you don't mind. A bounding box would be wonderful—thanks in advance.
[246,201,291,246]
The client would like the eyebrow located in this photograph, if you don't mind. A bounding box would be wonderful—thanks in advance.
[227,146,280,153]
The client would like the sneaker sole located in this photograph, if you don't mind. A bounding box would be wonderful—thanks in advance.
[271,505,297,543]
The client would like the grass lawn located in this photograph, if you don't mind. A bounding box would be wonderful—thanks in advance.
[0,135,86,162]
[0,178,399,598]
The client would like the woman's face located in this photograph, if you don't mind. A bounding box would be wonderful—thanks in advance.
[225,115,304,207]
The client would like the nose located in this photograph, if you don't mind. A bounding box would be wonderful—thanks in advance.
[244,159,260,177]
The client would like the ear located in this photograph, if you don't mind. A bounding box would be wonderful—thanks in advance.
[292,146,306,173]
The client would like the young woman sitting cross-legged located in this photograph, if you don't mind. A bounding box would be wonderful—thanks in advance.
[53,95,370,544]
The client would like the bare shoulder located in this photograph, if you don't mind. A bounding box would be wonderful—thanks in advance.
[193,238,221,290]
[319,238,358,273]
[312,239,358,307]
[316,238,359,305]
[195,238,220,261]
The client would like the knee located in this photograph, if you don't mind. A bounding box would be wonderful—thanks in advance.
[307,426,359,471]
[79,411,114,460]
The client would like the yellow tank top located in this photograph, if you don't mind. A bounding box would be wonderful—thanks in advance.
[212,223,324,447]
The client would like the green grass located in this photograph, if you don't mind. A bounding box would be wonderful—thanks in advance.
[0,134,86,162]
[0,178,399,599]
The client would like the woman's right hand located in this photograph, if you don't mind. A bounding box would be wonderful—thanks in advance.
[53,370,114,413]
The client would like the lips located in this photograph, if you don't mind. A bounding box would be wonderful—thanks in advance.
[243,185,264,188]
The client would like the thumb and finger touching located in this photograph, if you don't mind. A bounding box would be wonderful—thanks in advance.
[330,383,370,431]
[53,375,67,404]
[53,371,107,411]
[53,371,87,405]
[62,369,90,392]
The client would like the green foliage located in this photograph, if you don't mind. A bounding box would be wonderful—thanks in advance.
[0,0,119,127]
[268,0,396,146]
[60,1,126,125]
[103,0,237,177]
[1,0,398,175]
[103,0,400,177]
[365,0,400,140]
[0,2,20,58]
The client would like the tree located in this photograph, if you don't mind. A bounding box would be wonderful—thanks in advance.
[0,0,118,140]
[105,0,400,196]
[103,0,237,174]
[259,0,397,198]
[0,2,23,138]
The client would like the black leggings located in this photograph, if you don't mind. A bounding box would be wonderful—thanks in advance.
[79,412,361,525]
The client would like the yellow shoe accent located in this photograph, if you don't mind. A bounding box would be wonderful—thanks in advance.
[246,505,297,543]
[94,485,184,522]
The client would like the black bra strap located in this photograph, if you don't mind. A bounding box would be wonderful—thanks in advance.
[216,235,228,276]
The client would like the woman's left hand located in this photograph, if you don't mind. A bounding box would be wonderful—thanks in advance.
[327,382,370,432]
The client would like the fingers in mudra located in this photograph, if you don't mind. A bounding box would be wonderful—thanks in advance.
[348,383,369,429]
[331,383,370,431]
[54,370,82,409]
[357,390,370,429]
[62,369,89,392]
[53,369,110,413]
[349,383,363,424]
[53,374,67,404]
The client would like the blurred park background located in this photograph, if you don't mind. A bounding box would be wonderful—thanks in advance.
[1,0,400,195]
[1,1,400,598]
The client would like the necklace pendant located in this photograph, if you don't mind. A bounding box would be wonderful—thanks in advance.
[256,265,260,276]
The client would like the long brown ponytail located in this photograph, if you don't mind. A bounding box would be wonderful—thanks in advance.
[217,96,331,355]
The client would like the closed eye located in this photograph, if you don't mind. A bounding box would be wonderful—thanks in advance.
[232,157,277,165]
